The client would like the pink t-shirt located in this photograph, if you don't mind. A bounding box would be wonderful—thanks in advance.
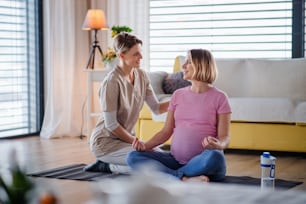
[169,86,231,164]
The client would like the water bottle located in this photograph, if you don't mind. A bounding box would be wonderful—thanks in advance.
[260,152,276,190]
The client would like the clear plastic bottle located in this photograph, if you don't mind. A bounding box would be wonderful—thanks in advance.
[260,152,276,190]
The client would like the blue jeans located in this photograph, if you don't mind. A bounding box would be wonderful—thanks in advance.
[126,149,226,181]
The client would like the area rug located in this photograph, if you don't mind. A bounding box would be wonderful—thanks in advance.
[27,164,128,181]
[28,164,302,190]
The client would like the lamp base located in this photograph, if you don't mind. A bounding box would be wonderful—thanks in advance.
[86,30,103,69]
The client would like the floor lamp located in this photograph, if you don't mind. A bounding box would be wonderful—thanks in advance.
[82,9,108,69]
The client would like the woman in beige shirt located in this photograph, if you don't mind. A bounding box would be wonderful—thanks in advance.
[84,32,169,174]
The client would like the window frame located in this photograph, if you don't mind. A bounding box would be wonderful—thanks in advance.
[292,0,305,58]
[0,0,44,138]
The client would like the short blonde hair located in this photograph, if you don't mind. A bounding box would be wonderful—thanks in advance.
[113,32,142,55]
[190,49,218,83]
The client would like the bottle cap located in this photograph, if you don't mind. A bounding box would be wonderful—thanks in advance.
[262,152,270,158]
[261,152,272,166]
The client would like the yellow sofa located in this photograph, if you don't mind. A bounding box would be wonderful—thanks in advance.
[136,57,306,153]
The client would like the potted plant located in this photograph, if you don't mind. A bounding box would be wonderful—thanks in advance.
[103,25,133,70]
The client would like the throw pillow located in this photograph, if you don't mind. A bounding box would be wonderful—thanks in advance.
[162,72,191,94]
[147,71,168,95]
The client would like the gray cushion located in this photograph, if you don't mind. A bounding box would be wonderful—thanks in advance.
[147,71,168,95]
[162,72,191,94]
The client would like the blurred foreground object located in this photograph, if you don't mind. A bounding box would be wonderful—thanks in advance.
[0,149,57,204]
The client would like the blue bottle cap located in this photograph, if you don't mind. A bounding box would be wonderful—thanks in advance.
[261,152,272,166]
[262,152,270,158]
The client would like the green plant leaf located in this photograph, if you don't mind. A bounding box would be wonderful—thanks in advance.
[111,25,132,37]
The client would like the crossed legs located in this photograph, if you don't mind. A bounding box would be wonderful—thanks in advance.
[127,149,226,182]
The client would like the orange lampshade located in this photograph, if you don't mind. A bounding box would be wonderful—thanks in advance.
[82,9,108,30]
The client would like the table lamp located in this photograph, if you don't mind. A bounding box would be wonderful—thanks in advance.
[82,9,108,69]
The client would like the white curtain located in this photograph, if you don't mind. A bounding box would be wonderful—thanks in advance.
[107,0,149,70]
[40,0,148,138]
[40,0,101,138]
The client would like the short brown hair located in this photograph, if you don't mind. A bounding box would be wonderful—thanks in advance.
[190,49,217,83]
[113,32,142,54]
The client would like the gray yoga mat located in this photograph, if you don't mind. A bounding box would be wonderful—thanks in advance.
[28,164,303,190]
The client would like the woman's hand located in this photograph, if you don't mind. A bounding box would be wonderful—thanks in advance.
[132,137,146,151]
[202,136,222,150]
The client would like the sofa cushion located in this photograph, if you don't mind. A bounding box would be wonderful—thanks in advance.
[147,71,168,95]
[175,57,252,97]
[162,72,191,94]
[213,58,250,97]
[157,94,172,101]
[151,95,172,121]
[244,58,306,100]
[295,101,306,123]
[152,112,168,122]
[152,97,300,123]
[229,97,295,123]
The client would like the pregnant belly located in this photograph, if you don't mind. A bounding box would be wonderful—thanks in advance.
[170,127,207,164]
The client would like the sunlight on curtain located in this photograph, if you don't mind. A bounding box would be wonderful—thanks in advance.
[107,0,150,71]
[40,0,90,138]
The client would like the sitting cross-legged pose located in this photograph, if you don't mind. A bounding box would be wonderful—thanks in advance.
[84,32,169,174]
[127,49,231,182]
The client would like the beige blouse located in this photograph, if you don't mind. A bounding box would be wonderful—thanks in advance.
[89,66,155,157]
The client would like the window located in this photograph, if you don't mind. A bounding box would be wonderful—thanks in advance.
[0,0,43,138]
[150,0,304,72]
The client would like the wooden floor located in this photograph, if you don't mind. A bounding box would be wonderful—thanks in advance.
[0,136,305,204]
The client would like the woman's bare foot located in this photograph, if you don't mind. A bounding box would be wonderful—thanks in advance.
[182,175,210,183]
